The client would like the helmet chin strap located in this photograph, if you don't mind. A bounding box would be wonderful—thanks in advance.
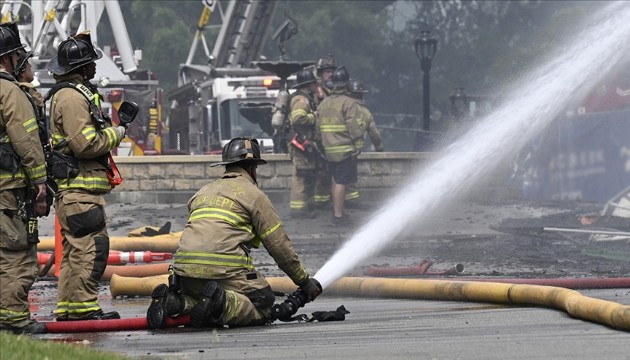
[246,164,258,185]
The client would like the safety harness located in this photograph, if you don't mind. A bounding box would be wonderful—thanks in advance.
[45,81,124,188]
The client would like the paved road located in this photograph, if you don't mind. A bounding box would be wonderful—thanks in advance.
[31,193,630,359]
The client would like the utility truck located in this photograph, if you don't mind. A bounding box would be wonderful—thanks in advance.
[165,0,307,155]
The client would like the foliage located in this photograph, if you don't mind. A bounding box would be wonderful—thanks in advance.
[0,332,125,360]
[105,0,604,138]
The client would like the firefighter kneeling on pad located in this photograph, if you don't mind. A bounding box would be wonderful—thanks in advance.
[147,137,321,329]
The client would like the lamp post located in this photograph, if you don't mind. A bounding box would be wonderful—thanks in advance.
[413,30,438,150]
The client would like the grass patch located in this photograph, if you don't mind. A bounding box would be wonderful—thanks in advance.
[0,331,126,360]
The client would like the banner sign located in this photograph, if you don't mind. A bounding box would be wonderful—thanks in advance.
[516,110,630,203]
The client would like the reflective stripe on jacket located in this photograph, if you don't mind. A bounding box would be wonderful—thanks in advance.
[0,70,46,190]
[316,91,365,162]
[49,74,123,194]
[173,167,309,286]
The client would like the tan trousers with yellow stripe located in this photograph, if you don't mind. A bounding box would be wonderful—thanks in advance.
[54,191,110,319]
[180,271,274,327]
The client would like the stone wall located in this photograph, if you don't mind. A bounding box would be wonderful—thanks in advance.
[113,152,432,192]
[109,152,517,203]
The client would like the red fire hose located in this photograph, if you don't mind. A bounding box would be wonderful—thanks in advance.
[37,251,172,266]
[44,314,191,333]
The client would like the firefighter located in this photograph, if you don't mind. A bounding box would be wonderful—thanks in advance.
[316,66,365,225]
[146,137,321,329]
[314,53,336,101]
[47,31,126,321]
[0,22,48,334]
[345,79,385,208]
[287,67,328,217]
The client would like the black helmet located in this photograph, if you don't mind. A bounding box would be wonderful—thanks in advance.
[0,22,25,57]
[15,49,33,76]
[316,54,336,72]
[210,137,267,167]
[331,65,350,89]
[292,67,318,89]
[347,79,368,94]
[47,31,103,76]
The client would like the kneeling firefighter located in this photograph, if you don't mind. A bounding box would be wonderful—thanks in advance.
[147,137,322,328]
[47,31,127,321]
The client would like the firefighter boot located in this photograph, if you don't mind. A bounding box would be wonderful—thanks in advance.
[56,309,120,321]
[0,320,48,334]
[147,284,184,329]
[190,281,226,328]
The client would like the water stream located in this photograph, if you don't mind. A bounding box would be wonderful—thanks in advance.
[314,1,630,288]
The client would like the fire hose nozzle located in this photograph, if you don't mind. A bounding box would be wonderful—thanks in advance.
[271,288,308,322]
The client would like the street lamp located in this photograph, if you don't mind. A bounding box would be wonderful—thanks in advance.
[413,30,438,150]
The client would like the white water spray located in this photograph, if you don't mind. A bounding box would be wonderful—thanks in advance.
[314,2,630,288]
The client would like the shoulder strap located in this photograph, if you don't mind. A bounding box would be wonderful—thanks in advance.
[44,81,95,103]
[0,72,16,82]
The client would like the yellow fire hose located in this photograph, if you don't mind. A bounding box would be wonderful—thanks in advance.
[109,274,630,331]
[38,234,180,252]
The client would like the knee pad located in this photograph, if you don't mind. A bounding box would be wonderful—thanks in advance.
[67,206,105,237]
[90,235,110,280]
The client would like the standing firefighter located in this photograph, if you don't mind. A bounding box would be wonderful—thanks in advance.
[147,137,321,329]
[345,79,384,208]
[314,53,336,102]
[288,67,328,217]
[316,66,364,226]
[47,31,126,321]
[0,22,48,334]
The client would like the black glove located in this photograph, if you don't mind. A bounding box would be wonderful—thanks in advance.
[299,277,322,303]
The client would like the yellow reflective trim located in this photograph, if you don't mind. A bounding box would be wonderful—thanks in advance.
[103,127,116,148]
[325,145,354,154]
[320,124,347,132]
[0,172,25,179]
[25,163,47,179]
[55,300,100,315]
[313,195,331,202]
[82,126,96,141]
[175,251,254,269]
[224,290,238,322]
[0,309,30,321]
[189,207,255,236]
[291,109,307,118]
[260,222,281,240]
[56,176,111,191]
[23,118,38,133]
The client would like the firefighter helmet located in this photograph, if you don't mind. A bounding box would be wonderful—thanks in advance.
[210,137,268,167]
[15,49,33,76]
[0,22,25,57]
[347,79,368,94]
[331,65,350,89]
[316,54,336,72]
[47,31,103,76]
[292,67,318,89]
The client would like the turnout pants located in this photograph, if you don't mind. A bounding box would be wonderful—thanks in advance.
[289,148,330,213]
[180,270,275,327]
[54,190,109,320]
[0,188,38,328]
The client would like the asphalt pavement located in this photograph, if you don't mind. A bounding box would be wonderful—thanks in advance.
[30,191,630,359]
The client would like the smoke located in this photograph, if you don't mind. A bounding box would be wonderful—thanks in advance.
[315,1,630,288]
